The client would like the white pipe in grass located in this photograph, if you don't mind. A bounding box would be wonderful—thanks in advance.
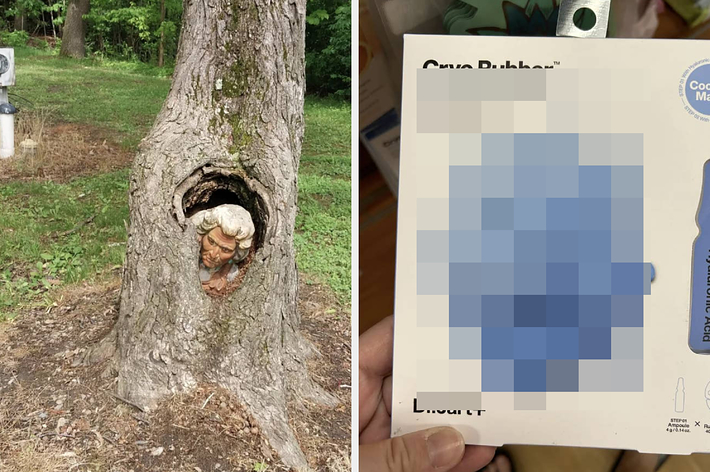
[0,112,14,158]
[0,87,14,159]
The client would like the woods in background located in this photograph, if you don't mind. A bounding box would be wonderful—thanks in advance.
[0,0,350,96]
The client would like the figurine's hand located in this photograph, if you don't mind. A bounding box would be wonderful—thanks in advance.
[359,316,495,471]
[209,276,227,292]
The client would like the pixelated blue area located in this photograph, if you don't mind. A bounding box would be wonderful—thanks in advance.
[546,296,579,327]
[480,263,515,295]
[482,167,515,197]
[430,132,646,393]
[578,295,612,327]
[546,199,579,230]
[546,263,579,295]
[514,231,547,263]
[579,327,612,359]
[546,166,579,198]
[578,231,611,262]
[546,134,580,166]
[482,231,515,262]
[514,134,548,166]
[450,198,482,230]
[449,295,482,327]
[611,295,644,327]
[611,263,645,294]
[449,263,481,295]
[515,166,547,197]
[481,295,515,327]
[546,360,579,391]
[450,327,482,359]
[612,166,643,198]
[514,295,547,327]
[450,166,482,198]
[514,360,547,391]
[482,328,515,359]
[612,231,643,263]
[612,199,643,231]
[579,198,612,231]
[578,263,612,295]
[482,199,515,230]
[483,134,515,165]
[513,328,547,359]
[482,360,515,392]
[546,231,579,263]
[580,166,612,198]
[546,328,579,359]
[449,230,482,263]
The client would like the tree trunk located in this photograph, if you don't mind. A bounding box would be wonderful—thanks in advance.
[157,0,165,67]
[60,0,90,58]
[85,0,336,470]
[14,11,26,32]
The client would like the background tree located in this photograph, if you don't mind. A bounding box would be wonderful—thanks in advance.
[13,6,26,31]
[60,0,89,58]
[83,0,336,470]
[84,0,182,64]
[305,0,350,97]
[157,0,165,66]
[4,0,57,36]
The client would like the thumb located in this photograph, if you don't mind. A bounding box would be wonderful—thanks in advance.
[359,426,466,472]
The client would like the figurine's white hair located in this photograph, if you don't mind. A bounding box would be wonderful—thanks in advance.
[190,204,255,261]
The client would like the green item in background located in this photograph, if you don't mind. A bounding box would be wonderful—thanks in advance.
[444,0,560,36]
[665,0,710,26]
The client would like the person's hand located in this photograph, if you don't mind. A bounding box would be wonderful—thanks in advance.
[359,316,496,471]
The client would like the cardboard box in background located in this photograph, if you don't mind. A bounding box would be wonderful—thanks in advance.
[359,0,401,194]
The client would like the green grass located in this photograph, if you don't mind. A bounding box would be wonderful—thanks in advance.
[0,170,130,312]
[0,47,351,316]
[297,98,351,300]
[11,46,171,148]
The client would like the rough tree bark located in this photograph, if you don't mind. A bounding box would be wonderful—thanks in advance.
[84,0,337,470]
[60,0,90,58]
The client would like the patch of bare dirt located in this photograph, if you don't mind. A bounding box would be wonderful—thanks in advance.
[0,278,351,471]
[0,117,133,183]
[291,283,352,471]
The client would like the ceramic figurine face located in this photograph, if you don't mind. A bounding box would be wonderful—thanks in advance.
[200,227,237,269]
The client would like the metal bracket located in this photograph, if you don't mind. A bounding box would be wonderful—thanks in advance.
[556,0,611,38]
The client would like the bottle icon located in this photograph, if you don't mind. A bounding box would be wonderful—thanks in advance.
[675,377,685,413]
[689,161,710,353]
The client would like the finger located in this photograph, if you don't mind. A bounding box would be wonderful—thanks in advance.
[359,316,394,431]
[359,426,466,472]
[359,396,392,444]
[360,315,394,378]
[359,373,393,442]
[449,445,496,472]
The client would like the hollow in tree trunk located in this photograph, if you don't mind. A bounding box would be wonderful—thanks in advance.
[60,0,89,58]
[84,0,337,470]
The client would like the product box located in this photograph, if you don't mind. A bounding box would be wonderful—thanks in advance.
[391,34,710,453]
[360,0,402,193]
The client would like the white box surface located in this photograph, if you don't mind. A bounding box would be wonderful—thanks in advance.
[392,34,710,454]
